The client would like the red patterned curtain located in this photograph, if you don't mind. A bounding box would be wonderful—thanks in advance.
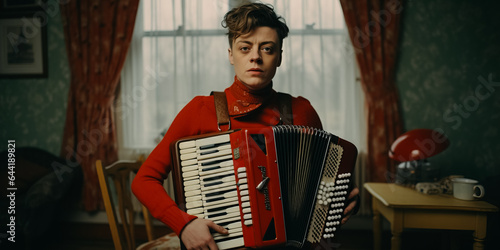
[340,0,404,182]
[60,0,140,211]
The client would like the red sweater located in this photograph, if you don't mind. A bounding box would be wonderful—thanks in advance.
[131,77,322,235]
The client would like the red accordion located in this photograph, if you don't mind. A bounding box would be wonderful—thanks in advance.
[171,126,357,249]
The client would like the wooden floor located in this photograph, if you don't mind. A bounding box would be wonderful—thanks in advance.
[30,228,488,250]
[6,218,499,250]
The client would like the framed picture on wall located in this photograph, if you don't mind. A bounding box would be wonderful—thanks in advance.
[0,0,43,10]
[0,13,48,78]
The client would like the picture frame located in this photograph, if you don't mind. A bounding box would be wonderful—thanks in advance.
[0,12,48,78]
[0,0,43,10]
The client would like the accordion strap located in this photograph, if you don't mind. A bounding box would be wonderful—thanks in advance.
[211,91,293,131]
[211,91,230,131]
[278,92,293,126]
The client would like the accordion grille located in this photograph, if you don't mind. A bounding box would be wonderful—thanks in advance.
[307,143,343,243]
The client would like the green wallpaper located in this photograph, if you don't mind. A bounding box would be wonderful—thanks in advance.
[395,0,500,181]
[0,11,70,156]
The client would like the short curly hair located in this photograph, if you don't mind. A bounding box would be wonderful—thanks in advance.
[222,2,289,47]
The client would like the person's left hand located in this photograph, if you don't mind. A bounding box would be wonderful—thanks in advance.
[341,186,360,225]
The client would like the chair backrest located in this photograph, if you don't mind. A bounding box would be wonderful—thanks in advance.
[96,160,154,250]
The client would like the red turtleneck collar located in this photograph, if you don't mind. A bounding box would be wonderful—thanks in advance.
[224,76,276,117]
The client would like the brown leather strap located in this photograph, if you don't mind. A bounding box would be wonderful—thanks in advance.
[277,92,293,125]
[211,91,230,131]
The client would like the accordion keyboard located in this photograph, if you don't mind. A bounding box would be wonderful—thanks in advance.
[177,133,246,249]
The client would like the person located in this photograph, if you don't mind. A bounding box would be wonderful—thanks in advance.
[131,3,360,249]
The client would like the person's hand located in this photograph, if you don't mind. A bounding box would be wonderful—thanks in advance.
[181,218,228,250]
[341,186,360,225]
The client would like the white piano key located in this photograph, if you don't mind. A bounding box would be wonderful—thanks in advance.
[225,221,242,230]
[184,179,200,186]
[179,147,196,154]
[240,196,249,202]
[212,214,242,225]
[242,207,251,214]
[213,230,243,240]
[238,178,247,185]
[195,134,230,148]
[186,207,204,215]
[244,219,253,226]
[238,184,248,190]
[186,200,203,209]
[241,201,250,208]
[239,190,249,196]
[180,152,197,161]
[237,172,247,178]
[181,158,199,167]
[186,195,201,202]
[182,170,200,178]
[243,214,252,220]
[183,175,198,182]
[179,140,196,149]
[184,184,201,191]
[185,189,201,197]
[237,167,246,173]
[215,237,245,250]
[182,164,199,173]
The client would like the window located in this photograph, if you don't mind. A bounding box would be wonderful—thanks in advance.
[118,0,365,156]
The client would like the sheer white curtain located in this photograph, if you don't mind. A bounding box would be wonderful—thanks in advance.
[118,0,365,158]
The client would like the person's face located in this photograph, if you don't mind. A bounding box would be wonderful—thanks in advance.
[228,26,282,90]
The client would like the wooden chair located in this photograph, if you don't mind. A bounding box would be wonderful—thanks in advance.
[96,160,181,250]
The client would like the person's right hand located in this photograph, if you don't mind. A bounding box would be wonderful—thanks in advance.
[180,218,228,250]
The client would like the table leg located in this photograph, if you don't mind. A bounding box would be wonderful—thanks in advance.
[391,231,402,250]
[473,214,487,250]
[390,211,403,250]
[473,235,485,250]
[373,209,382,250]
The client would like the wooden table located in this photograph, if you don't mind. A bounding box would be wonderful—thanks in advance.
[364,183,498,250]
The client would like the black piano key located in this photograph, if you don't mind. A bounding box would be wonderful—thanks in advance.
[199,144,215,150]
[202,165,222,172]
[204,181,223,187]
[203,173,233,182]
[200,149,218,155]
[201,158,230,166]
[206,211,228,218]
[207,204,237,213]
[206,196,227,203]
[199,142,230,150]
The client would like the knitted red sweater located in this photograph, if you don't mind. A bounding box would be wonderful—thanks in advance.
[131,77,322,235]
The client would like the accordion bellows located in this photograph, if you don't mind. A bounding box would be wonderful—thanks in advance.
[171,126,358,249]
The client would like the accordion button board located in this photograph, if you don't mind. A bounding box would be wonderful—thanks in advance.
[171,126,358,249]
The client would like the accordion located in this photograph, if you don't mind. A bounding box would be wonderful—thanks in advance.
[171,126,358,249]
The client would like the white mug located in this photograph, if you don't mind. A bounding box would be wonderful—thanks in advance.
[452,178,485,200]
